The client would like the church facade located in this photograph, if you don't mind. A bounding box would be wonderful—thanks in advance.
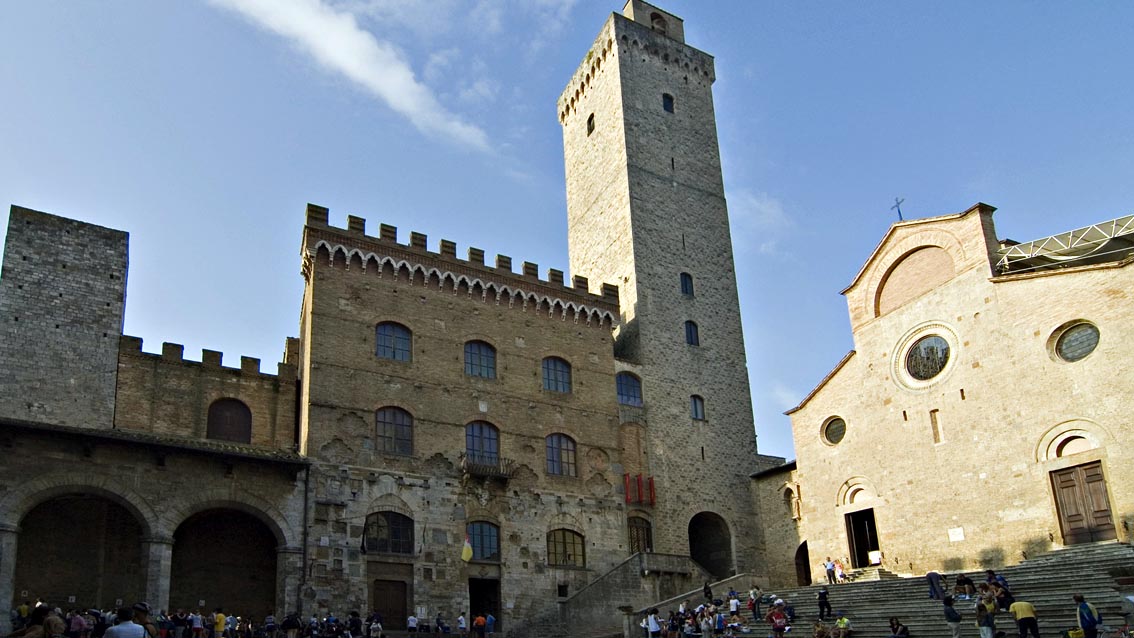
[0,2,771,635]
[766,204,1134,585]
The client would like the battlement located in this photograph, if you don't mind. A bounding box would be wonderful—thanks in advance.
[119,335,298,384]
[557,10,715,124]
[302,203,620,325]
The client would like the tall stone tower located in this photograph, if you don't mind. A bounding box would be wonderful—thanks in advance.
[560,1,760,577]
[0,206,129,427]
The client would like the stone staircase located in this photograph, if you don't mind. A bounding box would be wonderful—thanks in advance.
[638,542,1134,638]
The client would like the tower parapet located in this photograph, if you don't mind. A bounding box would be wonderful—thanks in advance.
[302,203,620,326]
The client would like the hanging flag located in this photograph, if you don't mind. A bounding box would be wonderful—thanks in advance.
[461,534,473,562]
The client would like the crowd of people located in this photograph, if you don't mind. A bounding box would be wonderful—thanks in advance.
[635,569,1112,638]
[6,601,505,638]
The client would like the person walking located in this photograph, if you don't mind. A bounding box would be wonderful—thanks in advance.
[817,588,832,622]
[975,597,996,638]
[703,583,713,604]
[944,596,963,638]
[1008,599,1038,638]
[824,558,837,585]
[927,572,945,600]
[1073,595,1102,638]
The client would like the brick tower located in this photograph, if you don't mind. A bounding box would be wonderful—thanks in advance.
[560,1,761,576]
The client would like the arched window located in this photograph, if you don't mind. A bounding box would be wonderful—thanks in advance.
[206,398,252,443]
[628,516,653,554]
[363,511,414,554]
[465,421,499,465]
[542,357,572,393]
[685,320,700,345]
[547,529,586,567]
[546,434,577,477]
[650,12,668,35]
[680,272,694,296]
[464,340,497,379]
[376,407,413,455]
[616,372,643,407]
[662,93,675,113]
[690,395,706,421]
[376,322,412,361]
[467,521,500,562]
[586,113,595,136]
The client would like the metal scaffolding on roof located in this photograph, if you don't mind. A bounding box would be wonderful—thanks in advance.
[995,214,1134,274]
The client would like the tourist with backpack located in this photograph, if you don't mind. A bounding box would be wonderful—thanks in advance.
[1073,595,1102,638]
[766,601,789,638]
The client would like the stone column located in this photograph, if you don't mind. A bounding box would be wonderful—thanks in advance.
[0,524,19,635]
[142,536,174,612]
[276,546,304,616]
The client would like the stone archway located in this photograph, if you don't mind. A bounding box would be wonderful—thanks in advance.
[169,509,278,618]
[688,512,732,580]
[15,494,146,609]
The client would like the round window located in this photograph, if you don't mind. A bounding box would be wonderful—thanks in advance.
[1055,322,1099,362]
[822,418,846,445]
[905,335,950,380]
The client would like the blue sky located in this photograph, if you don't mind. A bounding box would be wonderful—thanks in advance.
[1,1,1132,460]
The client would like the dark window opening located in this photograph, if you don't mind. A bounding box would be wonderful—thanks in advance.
[629,517,653,553]
[464,340,497,379]
[616,372,643,407]
[363,511,414,555]
[685,320,700,345]
[465,421,499,465]
[546,434,577,477]
[680,272,694,296]
[376,407,413,455]
[690,395,706,421]
[542,357,572,393]
[547,529,585,567]
[467,522,500,562]
[662,93,674,113]
[206,399,252,444]
[376,322,412,361]
[586,113,595,136]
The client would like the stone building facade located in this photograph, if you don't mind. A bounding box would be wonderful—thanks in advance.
[765,204,1134,584]
[559,0,765,580]
[0,2,773,633]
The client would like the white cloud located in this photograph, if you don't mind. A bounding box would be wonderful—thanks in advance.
[728,188,794,255]
[424,48,459,84]
[211,0,490,152]
[769,382,800,412]
[459,78,499,104]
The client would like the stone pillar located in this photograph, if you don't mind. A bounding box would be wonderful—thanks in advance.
[276,546,304,616]
[0,524,19,635]
[142,536,174,612]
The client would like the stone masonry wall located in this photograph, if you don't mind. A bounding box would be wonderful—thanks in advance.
[114,336,298,451]
[295,210,630,635]
[563,9,763,576]
[790,208,1134,580]
[0,206,127,428]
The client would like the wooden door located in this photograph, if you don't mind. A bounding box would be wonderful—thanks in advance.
[371,580,407,630]
[1051,461,1117,544]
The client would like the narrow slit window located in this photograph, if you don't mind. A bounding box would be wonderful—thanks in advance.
[662,93,675,113]
[586,113,595,136]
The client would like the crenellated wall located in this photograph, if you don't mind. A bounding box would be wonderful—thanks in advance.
[114,336,298,451]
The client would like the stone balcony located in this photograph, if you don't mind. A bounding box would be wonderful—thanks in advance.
[618,404,646,425]
[460,452,517,480]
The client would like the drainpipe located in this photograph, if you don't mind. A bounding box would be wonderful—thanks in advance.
[297,464,311,614]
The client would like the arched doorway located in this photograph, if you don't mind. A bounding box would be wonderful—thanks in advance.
[170,509,277,617]
[794,541,812,586]
[688,512,732,580]
[15,494,145,609]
